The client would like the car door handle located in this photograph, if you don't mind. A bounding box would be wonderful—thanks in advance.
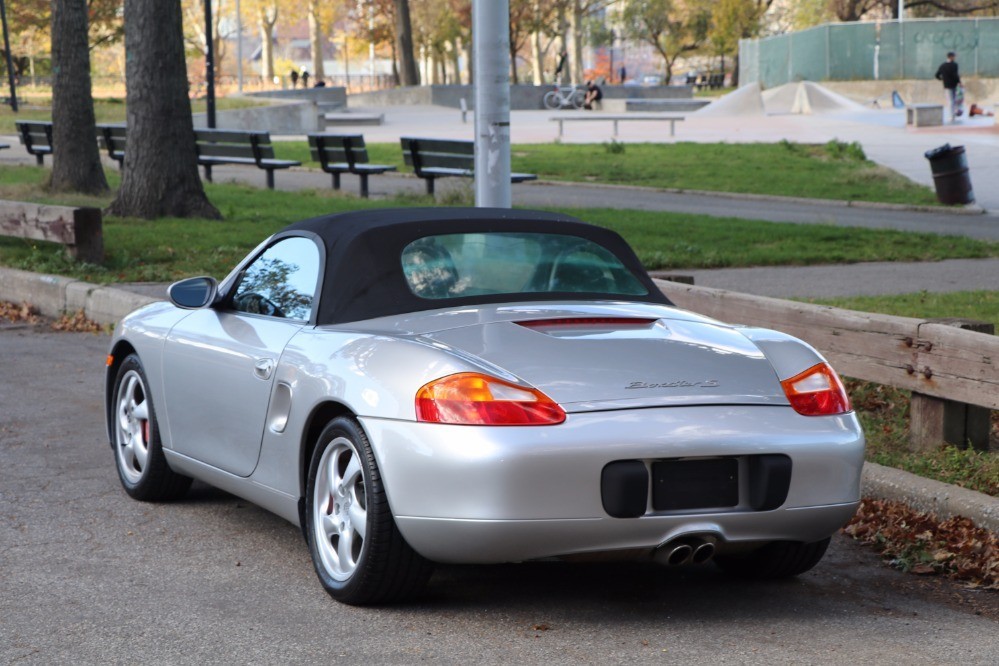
[254,358,275,380]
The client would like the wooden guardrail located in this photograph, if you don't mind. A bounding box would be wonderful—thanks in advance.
[0,200,104,263]
[655,279,997,451]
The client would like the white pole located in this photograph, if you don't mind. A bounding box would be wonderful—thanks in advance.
[472,0,512,208]
[899,0,904,23]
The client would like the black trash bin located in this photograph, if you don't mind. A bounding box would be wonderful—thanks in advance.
[924,143,975,205]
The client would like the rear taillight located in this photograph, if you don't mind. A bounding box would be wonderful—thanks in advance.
[780,363,851,416]
[416,372,566,426]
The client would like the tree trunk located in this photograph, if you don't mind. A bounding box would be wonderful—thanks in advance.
[394,0,419,86]
[258,6,277,83]
[50,0,108,195]
[568,0,583,84]
[108,0,219,220]
[531,30,544,84]
[308,1,325,81]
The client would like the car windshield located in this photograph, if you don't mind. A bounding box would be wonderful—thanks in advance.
[401,232,648,300]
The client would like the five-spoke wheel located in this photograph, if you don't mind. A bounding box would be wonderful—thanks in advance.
[305,416,432,604]
[111,354,191,501]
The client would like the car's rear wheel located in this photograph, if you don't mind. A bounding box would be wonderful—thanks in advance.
[714,537,831,579]
[111,354,192,501]
[305,416,432,605]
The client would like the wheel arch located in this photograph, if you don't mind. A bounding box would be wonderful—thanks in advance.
[297,400,357,533]
[105,340,138,446]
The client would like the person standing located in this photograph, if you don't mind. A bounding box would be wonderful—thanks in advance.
[935,51,961,122]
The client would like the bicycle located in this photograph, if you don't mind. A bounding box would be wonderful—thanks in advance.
[543,84,585,110]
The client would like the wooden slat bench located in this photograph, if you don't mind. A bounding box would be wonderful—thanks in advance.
[0,199,103,263]
[550,114,684,138]
[307,133,396,198]
[96,124,127,168]
[400,137,537,195]
[15,120,54,165]
[195,129,301,189]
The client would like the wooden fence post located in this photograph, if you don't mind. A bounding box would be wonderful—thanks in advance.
[909,318,995,453]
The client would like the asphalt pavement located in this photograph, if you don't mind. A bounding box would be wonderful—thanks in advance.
[2,327,997,664]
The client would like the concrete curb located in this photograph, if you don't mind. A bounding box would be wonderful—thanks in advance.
[2,267,997,534]
[0,267,158,325]
[862,462,999,533]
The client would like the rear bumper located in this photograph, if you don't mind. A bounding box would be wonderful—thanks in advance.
[361,405,864,563]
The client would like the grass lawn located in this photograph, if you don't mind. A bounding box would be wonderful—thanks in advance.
[275,139,940,206]
[0,166,993,283]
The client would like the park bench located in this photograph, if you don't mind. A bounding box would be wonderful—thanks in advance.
[15,120,53,165]
[96,123,127,168]
[550,114,683,139]
[307,133,396,198]
[400,137,537,195]
[0,199,103,263]
[195,128,300,189]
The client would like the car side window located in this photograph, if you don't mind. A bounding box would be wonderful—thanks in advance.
[232,237,320,321]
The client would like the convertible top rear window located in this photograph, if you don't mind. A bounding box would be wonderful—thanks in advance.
[279,208,671,324]
[401,233,648,300]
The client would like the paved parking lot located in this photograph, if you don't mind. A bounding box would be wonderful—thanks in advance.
[2,325,997,664]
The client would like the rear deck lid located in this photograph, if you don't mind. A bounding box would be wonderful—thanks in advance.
[421,314,787,412]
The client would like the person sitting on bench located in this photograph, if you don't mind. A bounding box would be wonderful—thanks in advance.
[584,80,603,110]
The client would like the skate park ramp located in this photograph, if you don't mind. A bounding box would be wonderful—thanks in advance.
[695,82,765,117]
[699,81,868,116]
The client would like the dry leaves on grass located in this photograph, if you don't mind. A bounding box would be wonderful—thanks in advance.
[844,498,998,590]
[0,301,40,324]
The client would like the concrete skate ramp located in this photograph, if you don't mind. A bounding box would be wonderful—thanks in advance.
[763,81,868,115]
[695,82,765,117]
[792,81,869,114]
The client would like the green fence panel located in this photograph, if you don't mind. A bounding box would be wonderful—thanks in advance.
[789,26,828,82]
[758,33,790,88]
[975,19,999,77]
[741,17,999,85]
[904,19,981,80]
[828,22,878,81]
[874,22,904,80]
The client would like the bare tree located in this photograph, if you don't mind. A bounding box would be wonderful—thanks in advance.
[49,0,108,195]
[108,0,219,220]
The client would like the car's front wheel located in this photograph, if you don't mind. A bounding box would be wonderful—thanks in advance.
[111,353,192,501]
[305,416,432,605]
[714,537,831,579]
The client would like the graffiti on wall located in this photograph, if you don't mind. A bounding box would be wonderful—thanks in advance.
[912,29,979,52]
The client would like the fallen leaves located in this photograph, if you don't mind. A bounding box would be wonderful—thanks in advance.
[844,498,998,590]
[0,301,40,324]
[0,301,108,333]
[51,309,107,333]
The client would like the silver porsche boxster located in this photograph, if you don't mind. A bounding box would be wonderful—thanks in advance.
[106,208,864,605]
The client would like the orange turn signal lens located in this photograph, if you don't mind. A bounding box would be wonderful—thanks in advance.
[416,372,566,426]
[106,354,114,367]
[780,363,851,416]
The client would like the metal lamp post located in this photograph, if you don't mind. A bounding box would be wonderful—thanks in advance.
[472,0,511,208]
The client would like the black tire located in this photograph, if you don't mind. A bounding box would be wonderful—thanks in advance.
[110,354,192,501]
[714,537,831,579]
[542,90,560,110]
[305,416,433,605]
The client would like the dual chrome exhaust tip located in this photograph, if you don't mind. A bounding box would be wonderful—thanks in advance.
[654,537,717,567]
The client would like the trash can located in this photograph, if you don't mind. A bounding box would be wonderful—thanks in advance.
[924,143,975,205]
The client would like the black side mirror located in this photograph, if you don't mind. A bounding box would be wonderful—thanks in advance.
[168,276,218,309]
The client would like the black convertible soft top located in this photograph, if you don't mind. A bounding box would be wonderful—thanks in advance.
[281,207,671,325]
